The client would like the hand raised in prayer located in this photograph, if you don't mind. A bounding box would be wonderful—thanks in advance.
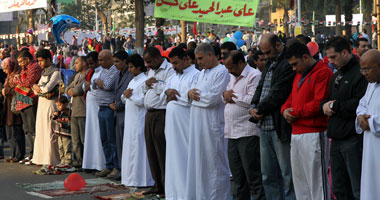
[67,89,74,97]
[283,107,297,124]
[358,114,371,131]
[165,89,180,103]
[188,88,200,101]
[1,88,5,97]
[84,81,91,92]
[109,102,117,111]
[249,109,263,120]
[96,79,104,90]
[145,77,158,88]
[322,100,336,117]
[223,90,237,104]
[123,88,133,99]
[32,84,41,94]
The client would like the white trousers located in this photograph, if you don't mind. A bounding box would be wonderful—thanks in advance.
[291,132,330,200]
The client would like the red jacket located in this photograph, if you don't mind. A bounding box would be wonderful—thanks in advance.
[281,60,333,134]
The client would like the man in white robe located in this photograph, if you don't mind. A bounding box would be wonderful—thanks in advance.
[163,47,199,200]
[82,52,106,171]
[185,43,231,200]
[356,49,380,200]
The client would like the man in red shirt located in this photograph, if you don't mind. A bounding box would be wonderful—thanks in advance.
[281,42,333,200]
[13,50,42,164]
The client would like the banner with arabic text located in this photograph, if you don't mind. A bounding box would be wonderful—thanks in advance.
[0,0,47,13]
[154,0,259,27]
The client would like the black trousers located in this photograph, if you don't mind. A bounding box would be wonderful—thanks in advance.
[144,109,166,193]
[5,125,25,160]
[331,134,362,200]
[20,104,37,156]
[228,136,266,200]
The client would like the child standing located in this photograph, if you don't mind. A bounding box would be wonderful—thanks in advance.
[52,96,72,166]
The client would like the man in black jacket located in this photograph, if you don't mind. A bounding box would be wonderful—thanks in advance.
[321,36,368,200]
[249,33,296,200]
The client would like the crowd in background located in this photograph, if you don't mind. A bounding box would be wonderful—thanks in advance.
[0,27,378,200]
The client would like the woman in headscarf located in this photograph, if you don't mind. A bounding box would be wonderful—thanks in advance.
[1,57,25,163]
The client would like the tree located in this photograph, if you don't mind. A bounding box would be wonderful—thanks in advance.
[16,15,23,49]
[362,0,373,43]
[181,20,186,43]
[96,3,108,34]
[335,0,342,36]
[343,0,354,38]
[25,9,36,44]
[135,0,144,54]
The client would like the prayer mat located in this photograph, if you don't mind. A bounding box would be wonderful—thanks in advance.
[93,190,165,200]
[17,178,125,199]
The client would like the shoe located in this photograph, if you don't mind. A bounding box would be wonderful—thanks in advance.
[19,156,31,164]
[142,187,160,195]
[106,168,121,179]
[10,157,19,163]
[95,168,112,177]
[5,157,13,162]
[25,160,34,165]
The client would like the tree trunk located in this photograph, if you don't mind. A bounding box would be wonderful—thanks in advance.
[95,4,108,34]
[181,20,186,43]
[335,0,342,36]
[26,9,36,44]
[283,6,289,36]
[362,0,372,45]
[135,0,144,55]
[343,0,353,38]
[16,15,23,49]
[49,0,57,18]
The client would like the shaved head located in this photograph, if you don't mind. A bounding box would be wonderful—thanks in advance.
[361,49,380,66]
[261,33,275,44]
[360,49,380,83]
[99,50,114,69]
[99,50,112,58]
[259,33,283,60]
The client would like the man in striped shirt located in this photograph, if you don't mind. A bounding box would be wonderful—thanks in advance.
[223,51,265,200]
[94,50,120,179]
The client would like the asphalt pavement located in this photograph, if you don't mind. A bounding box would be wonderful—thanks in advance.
[0,142,131,200]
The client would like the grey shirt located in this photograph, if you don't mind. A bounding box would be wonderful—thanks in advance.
[96,65,119,106]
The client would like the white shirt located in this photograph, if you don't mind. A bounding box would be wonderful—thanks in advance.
[355,83,380,200]
[224,64,261,139]
[143,59,175,110]
[161,64,199,107]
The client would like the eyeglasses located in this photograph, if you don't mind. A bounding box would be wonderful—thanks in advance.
[334,73,343,88]
[360,67,373,74]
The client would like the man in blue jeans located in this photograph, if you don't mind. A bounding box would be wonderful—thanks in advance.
[94,50,120,179]
[249,33,296,200]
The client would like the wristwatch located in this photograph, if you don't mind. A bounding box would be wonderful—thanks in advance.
[329,102,334,109]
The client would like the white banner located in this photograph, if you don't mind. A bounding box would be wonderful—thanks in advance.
[0,12,12,21]
[119,26,181,37]
[0,0,47,13]
[325,14,363,27]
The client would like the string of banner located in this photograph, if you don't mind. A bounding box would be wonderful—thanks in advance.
[0,20,376,40]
